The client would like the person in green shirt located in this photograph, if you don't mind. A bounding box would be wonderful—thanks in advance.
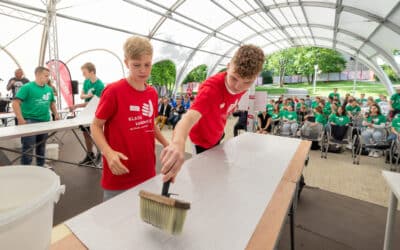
[281,105,298,136]
[345,98,361,119]
[12,66,59,166]
[71,62,105,165]
[328,88,340,101]
[329,106,350,126]
[296,98,307,112]
[266,99,274,115]
[388,114,400,142]
[390,87,400,117]
[311,96,321,109]
[361,104,387,157]
[357,93,367,107]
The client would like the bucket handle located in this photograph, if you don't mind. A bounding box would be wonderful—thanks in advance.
[53,185,66,203]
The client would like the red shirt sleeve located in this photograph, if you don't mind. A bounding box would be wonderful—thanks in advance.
[95,85,117,120]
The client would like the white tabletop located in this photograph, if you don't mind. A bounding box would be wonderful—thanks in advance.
[0,97,98,140]
[382,171,400,199]
[66,133,302,250]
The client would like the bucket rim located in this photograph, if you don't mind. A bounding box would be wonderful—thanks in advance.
[0,166,61,226]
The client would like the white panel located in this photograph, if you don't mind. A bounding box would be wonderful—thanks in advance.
[246,36,270,47]
[0,14,42,48]
[371,27,400,57]
[0,50,20,94]
[304,7,335,27]
[261,0,276,6]
[266,30,285,42]
[388,5,400,25]
[176,0,232,29]
[300,38,310,45]
[242,16,264,33]
[215,0,256,16]
[201,37,236,54]
[361,45,377,57]
[306,0,336,3]
[292,27,307,37]
[280,7,298,25]
[302,27,312,37]
[220,21,255,41]
[263,44,281,55]
[291,6,306,23]
[153,19,208,48]
[343,0,399,18]
[336,32,363,48]
[339,11,379,38]
[314,39,333,48]
[269,9,289,26]
[59,1,160,35]
[285,27,298,38]
[249,13,274,30]
[311,27,333,39]
[336,44,356,56]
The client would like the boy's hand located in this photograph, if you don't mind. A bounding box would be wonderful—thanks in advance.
[160,143,185,182]
[104,150,129,175]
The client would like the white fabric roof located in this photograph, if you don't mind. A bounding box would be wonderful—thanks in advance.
[0,0,399,94]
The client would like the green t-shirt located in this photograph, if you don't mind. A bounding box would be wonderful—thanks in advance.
[315,113,327,126]
[391,117,400,132]
[345,105,361,115]
[323,103,332,116]
[271,112,280,120]
[15,82,55,121]
[367,114,386,125]
[283,111,297,121]
[390,93,400,110]
[296,102,307,110]
[83,78,105,102]
[266,104,274,114]
[329,92,340,100]
[329,114,350,126]
[357,98,367,105]
[311,101,319,109]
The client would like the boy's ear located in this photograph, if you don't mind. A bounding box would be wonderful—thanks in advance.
[226,62,230,70]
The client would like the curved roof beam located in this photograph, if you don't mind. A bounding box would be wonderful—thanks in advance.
[65,48,126,77]
[332,0,343,49]
[205,23,400,80]
[0,44,21,69]
[176,1,400,85]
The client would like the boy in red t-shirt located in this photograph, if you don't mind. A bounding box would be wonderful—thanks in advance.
[160,45,265,182]
[91,36,169,201]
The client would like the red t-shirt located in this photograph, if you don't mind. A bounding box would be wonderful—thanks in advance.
[189,72,245,148]
[95,79,158,190]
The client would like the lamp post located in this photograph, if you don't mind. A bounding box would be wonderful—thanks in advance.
[313,64,318,94]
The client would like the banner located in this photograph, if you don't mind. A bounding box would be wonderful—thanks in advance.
[46,59,73,108]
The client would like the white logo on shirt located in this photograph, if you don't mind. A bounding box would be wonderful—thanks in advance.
[129,105,140,112]
[220,103,225,109]
[227,99,239,113]
[142,100,154,117]
[42,93,50,101]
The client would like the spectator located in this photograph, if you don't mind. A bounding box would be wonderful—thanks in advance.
[12,66,59,166]
[390,87,400,118]
[168,98,185,129]
[256,109,271,134]
[281,105,298,136]
[345,98,361,119]
[7,68,29,99]
[232,109,248,136]
[155,97,172,130]
[357,93,367,106]
[304,95,312,108]
[362,103,387,157]
[328,88,340,102]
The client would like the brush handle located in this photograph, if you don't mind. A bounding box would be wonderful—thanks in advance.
[162,180,171,197]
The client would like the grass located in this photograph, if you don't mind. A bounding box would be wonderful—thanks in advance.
[256,81,400,98]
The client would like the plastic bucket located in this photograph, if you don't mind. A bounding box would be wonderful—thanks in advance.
[0,166,65,250]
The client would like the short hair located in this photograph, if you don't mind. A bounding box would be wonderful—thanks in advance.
[81,62,96,74]
[231,44,264,78]
[123,36,153,60]
[34,66,49,75]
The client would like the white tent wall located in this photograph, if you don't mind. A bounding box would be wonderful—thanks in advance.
[0,0,399,99]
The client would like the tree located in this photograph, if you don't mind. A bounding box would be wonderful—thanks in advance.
[265,47,347,85]
[148,60,176,95]
[182,64,208,84]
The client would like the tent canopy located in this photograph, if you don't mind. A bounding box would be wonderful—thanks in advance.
[0,0,399,94]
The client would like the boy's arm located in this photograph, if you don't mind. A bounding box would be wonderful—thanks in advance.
[160,109,202,182]
[91,117,129,175]
[154,125,169,147]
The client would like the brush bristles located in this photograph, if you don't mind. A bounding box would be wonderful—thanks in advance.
[140,196,189,234]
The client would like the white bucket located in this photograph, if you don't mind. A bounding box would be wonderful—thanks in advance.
[0,166,65,250]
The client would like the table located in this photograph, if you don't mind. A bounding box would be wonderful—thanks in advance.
[51,133,311,250]
[382,170,400,250]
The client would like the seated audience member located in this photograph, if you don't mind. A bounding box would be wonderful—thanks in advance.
[183,95,191,110]
[345,97,361,119]
[232,108,248,137]
[297,104,309,125]
[168,98,185,129]
[281,105,298,136]
[328,106,350,141]
[256,109,272,134]
[155,97,172,130]
[266,99,274,114]
[357,93,367,107]
[361,103,387,157]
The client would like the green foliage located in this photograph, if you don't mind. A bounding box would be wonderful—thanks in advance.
[265,47,346,85]
[393,49,400,56]
[379,64,400,82]
[182,64,208,84]
[260,70,273,84]
[148,60,176,95]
